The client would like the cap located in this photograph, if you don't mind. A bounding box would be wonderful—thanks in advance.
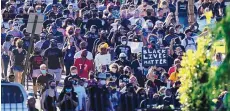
[119,53,127,58]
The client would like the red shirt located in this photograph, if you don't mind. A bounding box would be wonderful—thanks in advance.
[168,66,176,76]
[74,58,94,79]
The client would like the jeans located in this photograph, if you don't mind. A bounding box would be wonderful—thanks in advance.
[178,16,188,29]
[2,54,9,77]
[64,60,74,76]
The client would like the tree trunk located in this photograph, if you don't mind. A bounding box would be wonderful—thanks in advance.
[188,0,195,25]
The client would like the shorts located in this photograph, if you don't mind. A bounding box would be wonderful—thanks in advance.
[48,68,62,81]
[32,77,37,86]
[12,66,24,73]
[32,69,41,78]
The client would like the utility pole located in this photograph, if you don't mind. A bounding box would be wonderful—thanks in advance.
[22,15,38,86]
[188,0,195,25]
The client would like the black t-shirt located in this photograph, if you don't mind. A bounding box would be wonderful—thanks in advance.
[119,74,129,84]
[52,31,64,43]
[37,74,53,92]
[12,49,27,67]
[58,92,78,111]
[29,55,45,69]
[44,48,63,69]
[115,45,131,60]
[177,1,188,17]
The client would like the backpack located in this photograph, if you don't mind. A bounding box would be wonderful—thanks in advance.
[185,38,197,49]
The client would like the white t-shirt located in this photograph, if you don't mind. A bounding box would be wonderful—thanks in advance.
[94,53,111,71]
[74,50,93,60]
[181,37,197,51]
[74,85,87,111]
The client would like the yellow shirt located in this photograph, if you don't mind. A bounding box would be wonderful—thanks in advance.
[169,72,179,82]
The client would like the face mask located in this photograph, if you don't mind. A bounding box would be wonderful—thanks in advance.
[120,57,126,61]
[69,31,74,35]
[63,15,67,18]
[65,88,72,93]
[124,71,129,75]
[50,86,55,89]
[71,73,76,75]
[121,41,127,45]
[41,70,46,74]
[37,10,41,13]
[179,28,183,33]
[100,80,106,85]
[84,83,88,87]
[18,45,22,48]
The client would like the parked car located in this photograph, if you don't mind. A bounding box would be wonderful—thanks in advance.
[1,80,28,111]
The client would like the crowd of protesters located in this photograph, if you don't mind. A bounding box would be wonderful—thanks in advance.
[1,0,229,110]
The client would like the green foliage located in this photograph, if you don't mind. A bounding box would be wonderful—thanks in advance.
[178,7,230,111]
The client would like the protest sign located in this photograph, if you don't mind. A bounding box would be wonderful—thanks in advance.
[127,42,143,53]
[142,47,168,66]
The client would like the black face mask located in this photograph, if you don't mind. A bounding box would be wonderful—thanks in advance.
[18,45,22,48]
[69,31,74,35]
[50,86,55,89]
[90,75,94,79]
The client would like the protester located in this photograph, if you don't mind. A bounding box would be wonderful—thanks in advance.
[44,39,64,85]
[57,82,78,111]
[1,0,228,110]
[29,48,45,98]
[11,39,26,83]
[41,80,59,111]
[37,64,54,94]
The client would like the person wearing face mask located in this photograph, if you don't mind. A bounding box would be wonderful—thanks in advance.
[119,66,132,91]
[10,39,26,84]
[35,5,42,14]
[64,66,80,85]
[181,29,197,51]
[88,73,111,111]
[29,48,45,98]
[163,27,179,47]
[114,36,131,60]
[94,43,111,71]
[41,80,59,111]
[108,63,120,85]
[115,53,131,67]
[34,32,47,51]
[6,20,24,38]
[57,82,78,111]
[63,30,80,76]
[44,39,64,85]
[21,29,31,51]
[74,49,94,79]
[48,23,64,49]
[2,35,13,78]
[27,96,39,111]
[73,78,88,111]
[37,64,54,94]
[43,12,56,29]
[136,88,147,108]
